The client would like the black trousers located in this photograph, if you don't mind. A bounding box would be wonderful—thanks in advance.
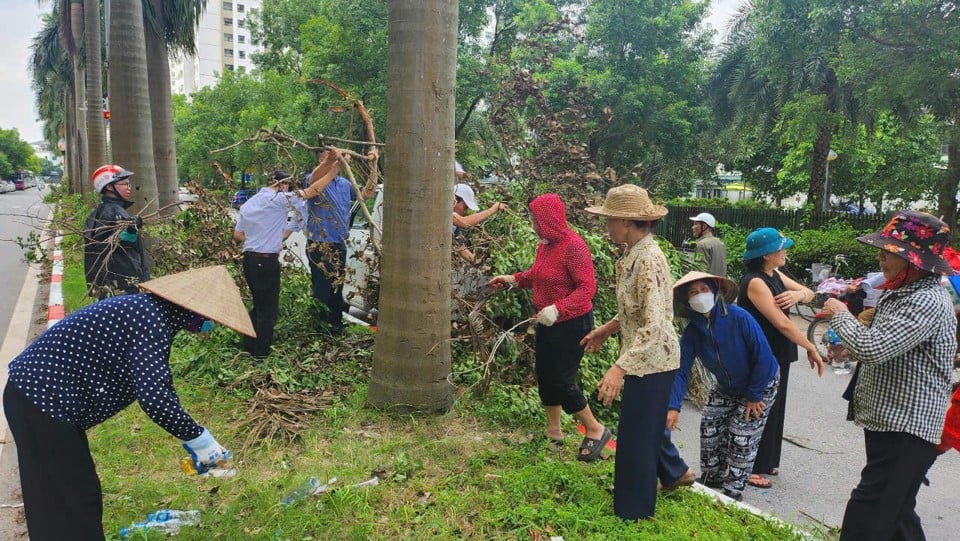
[753,357,791,474]
[3,384,105,541]
[242,253,281,358]
[306,240,346,331]
[840,430,939,541]
[615,370,679,520]
[534,311,593,414]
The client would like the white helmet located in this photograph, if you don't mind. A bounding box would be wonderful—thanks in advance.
[91,164,134,193]
[689,212,717,229]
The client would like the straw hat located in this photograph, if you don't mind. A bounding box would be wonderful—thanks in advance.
[672,271,739,306]
[139,266,256,337]
[585,184,668,221]
[856,210,954,275]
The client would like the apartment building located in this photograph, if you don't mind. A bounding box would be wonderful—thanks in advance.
[170,0,263,95]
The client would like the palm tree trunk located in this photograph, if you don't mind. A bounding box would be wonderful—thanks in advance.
[84,0,107,178]
[367,0,458,413]
[70,0,90,192]
[145,0,179,215]
[109,0,158,215]
[64,87,81,194]
[938,105,960,230]
[808,127,832,212]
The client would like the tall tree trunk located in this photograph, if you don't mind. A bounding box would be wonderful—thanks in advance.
[84,0,107,178]
[808,127,832,211]
[70,0,90,192]
[109,0,158,215]
[938,106,960,230]
[368,0,458,413]
[65,88,81,195]
[145,0,179,215]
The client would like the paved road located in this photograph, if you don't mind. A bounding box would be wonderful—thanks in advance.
[669,315,960,540]
[0,187,48,337]
[0,185,48,539]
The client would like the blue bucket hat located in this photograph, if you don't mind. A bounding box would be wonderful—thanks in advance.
[742,227,794,261]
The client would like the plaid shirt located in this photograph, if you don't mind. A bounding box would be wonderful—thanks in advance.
[831,275,955,443]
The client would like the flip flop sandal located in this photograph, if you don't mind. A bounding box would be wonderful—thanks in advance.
[746,474,772,488]
[577,428,612,462]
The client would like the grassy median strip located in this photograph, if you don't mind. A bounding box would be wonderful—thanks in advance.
[60,250,813,540]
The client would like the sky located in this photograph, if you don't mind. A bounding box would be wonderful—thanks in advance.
[0,0,744,147]
[0,1,45,144]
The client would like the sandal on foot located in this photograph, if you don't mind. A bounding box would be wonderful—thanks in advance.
[661,469,697,492]
[699,476,724,489]
[746,474,772,488]
[577,428,612,462]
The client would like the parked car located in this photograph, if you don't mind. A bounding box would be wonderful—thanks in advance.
[178,186,198,203]
[340,186,488,322]
[231,188,258,209]
[13,179,25,190]
[0,180,14,193]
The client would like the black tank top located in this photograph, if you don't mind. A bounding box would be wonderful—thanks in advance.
[738,270,799,364]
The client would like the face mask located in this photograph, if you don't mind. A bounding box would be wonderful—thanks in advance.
[185,315,216,333]
[688,292,716,314]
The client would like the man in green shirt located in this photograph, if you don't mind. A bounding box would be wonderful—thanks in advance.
[690,212,727,277]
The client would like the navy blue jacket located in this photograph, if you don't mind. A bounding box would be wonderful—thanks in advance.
[669,303,779,410]
[7,294,202,441]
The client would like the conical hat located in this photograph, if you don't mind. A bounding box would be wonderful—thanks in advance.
[673,271,739,305]
[139,266,256,337]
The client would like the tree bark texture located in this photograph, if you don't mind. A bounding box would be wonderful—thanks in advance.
[109,0,158,215]
[83,0,107,181]
[145,0,179,216]
[368,0,459,413]
[807,127,832,212]
[70,0,89,191]
[938,106,960,230]
[64,88,81,194]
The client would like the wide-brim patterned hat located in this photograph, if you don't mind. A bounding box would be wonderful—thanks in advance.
[139,266,256,337]
[856,210,954,275]
[584,184,668,221]
[673,271,739,306]
[742,227,794,261]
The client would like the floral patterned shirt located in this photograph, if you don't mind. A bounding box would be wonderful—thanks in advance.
[614,235,680,376]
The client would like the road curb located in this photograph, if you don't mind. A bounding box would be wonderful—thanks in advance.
[47,235,64,327]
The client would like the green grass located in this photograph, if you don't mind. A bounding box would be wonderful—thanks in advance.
[90,385,811,541]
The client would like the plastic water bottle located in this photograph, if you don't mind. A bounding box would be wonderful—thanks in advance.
[827,327,851,375]
[281,477,321,506]
[120,509,200,538]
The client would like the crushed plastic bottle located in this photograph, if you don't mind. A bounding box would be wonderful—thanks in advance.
[281,477,321,506]
[120,509,200,538]
[179,456,237,478]
[280,477,338,506]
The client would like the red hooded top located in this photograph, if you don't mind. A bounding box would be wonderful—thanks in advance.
[938,386,960,453]
[513,193,596,322]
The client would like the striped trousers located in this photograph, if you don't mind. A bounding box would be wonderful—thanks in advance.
[700,375,779,498]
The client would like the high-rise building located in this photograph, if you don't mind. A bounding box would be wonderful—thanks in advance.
[170,0,263,95]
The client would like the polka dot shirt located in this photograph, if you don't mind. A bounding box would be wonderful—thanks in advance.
[7,294,203,441]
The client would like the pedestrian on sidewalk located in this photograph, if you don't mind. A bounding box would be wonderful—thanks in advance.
[3,266,254,541]
[83,164,150,299]
[233,149,343,357]
[486,193,605,459]
[738,227,824,488]
[579,184,689,521]
[669,271,780,501]
[821,210,956,541]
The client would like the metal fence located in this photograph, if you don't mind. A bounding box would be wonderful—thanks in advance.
[656,206,893,248]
